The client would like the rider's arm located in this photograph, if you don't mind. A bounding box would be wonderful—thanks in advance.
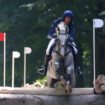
[47,18,63,39]
[47,21,58,39]
[68,24,77,48]
[68,24,76,41]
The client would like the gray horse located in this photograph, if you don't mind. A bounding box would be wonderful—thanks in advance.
[47,22,76,93]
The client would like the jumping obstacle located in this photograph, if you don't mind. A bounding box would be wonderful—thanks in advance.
[0,87,105,105]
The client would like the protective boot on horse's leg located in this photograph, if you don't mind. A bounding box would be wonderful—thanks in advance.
[64,74,72,94]
[38,38,55,75]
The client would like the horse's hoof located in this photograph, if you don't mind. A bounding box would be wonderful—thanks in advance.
[65,87,72,94]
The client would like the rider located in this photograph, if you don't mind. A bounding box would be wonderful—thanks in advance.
[38,10,78,75]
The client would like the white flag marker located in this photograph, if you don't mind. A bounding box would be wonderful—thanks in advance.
[93,19,104,28]
[12,51,20,87]
[24,47,32,54]
[24,47,32,85]
[93,19,104,88]
[13,51,20,58]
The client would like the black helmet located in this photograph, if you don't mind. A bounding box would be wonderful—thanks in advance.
[63,10,74,19]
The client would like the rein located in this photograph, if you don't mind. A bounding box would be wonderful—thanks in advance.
[54,39,71,57]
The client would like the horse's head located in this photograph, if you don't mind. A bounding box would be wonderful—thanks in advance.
[56,22,69,46]
[55,22,69,57]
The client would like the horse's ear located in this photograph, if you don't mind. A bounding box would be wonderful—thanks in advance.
[56,26,60,35]
[57,27,60,32]
[65,25,69,33]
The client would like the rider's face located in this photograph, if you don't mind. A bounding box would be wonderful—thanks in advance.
[64,17,71,25]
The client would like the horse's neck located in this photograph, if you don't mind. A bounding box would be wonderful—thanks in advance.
[54,42,62,54]
[55,40,70,52]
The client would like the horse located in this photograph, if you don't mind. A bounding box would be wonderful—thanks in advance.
[47,22,76,93]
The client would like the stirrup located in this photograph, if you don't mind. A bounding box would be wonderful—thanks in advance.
[37,67,45,75]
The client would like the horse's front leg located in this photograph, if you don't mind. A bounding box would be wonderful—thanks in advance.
[47,75,58,88]
[64,66,75,94]
[66,66,76,87]
[55,60,66,87]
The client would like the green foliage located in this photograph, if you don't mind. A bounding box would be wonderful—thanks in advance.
[35,77,47,85]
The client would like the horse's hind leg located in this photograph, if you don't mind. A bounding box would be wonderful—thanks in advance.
[50,79,58,87]
[47,76,58,87]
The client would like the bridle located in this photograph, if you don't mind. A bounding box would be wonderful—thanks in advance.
[54,38,71,58]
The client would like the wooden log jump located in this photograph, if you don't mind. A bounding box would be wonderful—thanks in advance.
[0,87,105,105]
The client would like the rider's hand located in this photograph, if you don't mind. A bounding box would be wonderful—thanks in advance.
[68,35,74,42]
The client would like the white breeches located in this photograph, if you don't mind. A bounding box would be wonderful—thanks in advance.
[46,38,56,55]
[46,38,78,55]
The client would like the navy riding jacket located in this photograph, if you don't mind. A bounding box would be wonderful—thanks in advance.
[47,17,76,41]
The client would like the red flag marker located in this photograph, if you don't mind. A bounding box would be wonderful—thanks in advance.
[0,33,4,42]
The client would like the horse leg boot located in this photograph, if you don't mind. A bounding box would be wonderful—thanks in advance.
[38,55,51,75]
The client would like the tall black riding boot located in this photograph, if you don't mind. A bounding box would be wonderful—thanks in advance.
[44,55,51,74]
[38,55,51,75]
[72,48,78,74]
